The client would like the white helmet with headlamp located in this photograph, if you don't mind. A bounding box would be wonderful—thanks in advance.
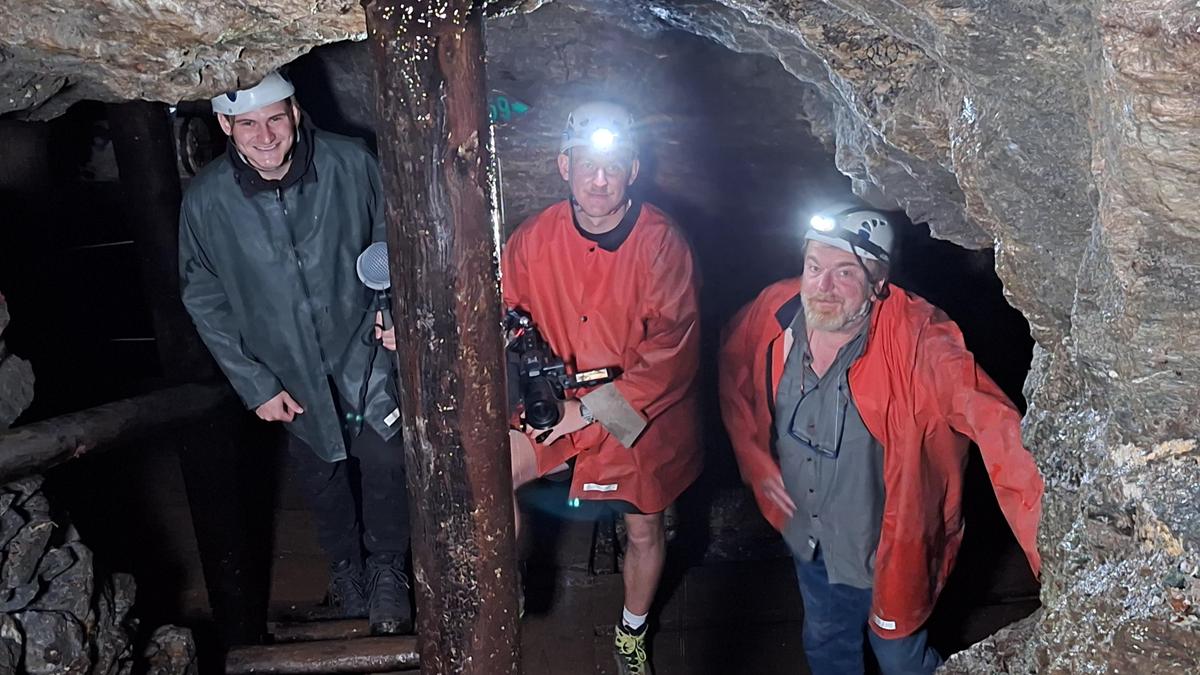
[210,71,295,117]
[560,101,637,154]
[806,203,895,263]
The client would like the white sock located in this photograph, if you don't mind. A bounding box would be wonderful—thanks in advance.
[622,607,647,630]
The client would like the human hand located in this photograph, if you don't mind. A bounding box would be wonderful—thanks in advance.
[760,474,796,519]
[374,310,396,351]
[527,399,592,446]
[256,390,305,423]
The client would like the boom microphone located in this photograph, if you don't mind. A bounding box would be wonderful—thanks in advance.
[356,241,390,291]
[357,241,391,330]
[351,241,393,434]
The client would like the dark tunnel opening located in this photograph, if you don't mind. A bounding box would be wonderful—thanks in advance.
[0,8,1039,672]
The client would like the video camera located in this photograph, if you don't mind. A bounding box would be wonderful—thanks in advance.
[505,309,619,430]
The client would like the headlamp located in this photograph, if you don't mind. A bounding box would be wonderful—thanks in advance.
[590,128,616,151]
[810,215,836,232]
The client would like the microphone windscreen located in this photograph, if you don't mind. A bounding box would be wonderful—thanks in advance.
[356,241,390,291]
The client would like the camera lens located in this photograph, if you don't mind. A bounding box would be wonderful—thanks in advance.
[525,399,562,430]
[524,377,562,429]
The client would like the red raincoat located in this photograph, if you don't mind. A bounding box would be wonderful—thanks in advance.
[502,200,703,513]
[719,278,1042,637]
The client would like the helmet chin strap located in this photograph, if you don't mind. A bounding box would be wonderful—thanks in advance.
[850,248,890,301]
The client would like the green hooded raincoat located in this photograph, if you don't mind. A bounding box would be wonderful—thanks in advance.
[180,129,398,462]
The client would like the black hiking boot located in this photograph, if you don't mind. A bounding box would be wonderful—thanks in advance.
[327,558,367,619]
[366,554,413,635]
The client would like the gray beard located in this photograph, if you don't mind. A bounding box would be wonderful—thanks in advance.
[802,294,874,333]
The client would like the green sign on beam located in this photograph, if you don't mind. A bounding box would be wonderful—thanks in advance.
[489,91,531,125]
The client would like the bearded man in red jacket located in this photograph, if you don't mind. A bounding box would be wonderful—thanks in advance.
[503,101,703,675]
[719,203,1043,674]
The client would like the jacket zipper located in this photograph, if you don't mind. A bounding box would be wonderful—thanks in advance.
[277,187,335,381]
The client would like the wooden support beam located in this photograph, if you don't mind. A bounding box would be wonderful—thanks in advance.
[225,635,419,674]
[0,382,232,482]
[269,619,370,643]
[363,1,520,672]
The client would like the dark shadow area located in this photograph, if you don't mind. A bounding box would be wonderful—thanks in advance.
[42,421,283,675]
[288,41,378,152]
[1,101,277,674]
[0,102,158,422]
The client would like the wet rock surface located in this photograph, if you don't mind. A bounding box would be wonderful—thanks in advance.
[2,299,197,674]
[0,476,139,675]
[0,0,1198,671]
[0,294,34,429]
[142,625,199,675]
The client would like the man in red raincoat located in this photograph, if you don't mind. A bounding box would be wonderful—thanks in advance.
[502,101,703,675]
[718,203,1043,674]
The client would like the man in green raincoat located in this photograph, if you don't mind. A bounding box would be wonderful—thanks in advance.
[179,71,410,635]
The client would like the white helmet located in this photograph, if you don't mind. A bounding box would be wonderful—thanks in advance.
[805,203,895,263]
[560,101,637,154]
[210,71,295,116]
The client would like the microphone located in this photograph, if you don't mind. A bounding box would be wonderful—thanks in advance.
[356,242,392,330]
[356,241,390,291]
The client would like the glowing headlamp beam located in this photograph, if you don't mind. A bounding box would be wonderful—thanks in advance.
[590,128,616,151]
[810,215,836,232]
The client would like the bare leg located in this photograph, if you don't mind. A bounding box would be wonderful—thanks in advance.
[508,429,567,539]
[509,430,537,539]
[621,511,666,616]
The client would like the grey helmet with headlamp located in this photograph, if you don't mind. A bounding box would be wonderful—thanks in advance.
[806,203,895,298]
[560,101,638,155]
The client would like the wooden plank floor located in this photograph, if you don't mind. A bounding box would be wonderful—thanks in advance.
[52,443,1038,674]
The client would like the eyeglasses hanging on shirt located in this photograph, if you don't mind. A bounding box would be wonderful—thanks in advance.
[786,374,851,459]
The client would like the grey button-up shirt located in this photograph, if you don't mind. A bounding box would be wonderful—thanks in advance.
[774,310,885,589]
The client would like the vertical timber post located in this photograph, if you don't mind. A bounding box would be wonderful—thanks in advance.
[362,1,520,673]
[108,101,267,648]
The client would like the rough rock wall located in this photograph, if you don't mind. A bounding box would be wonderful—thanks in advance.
[1,297,197,675]
[1006,1,1200,670]
[0,477,139,675]
[0,294,34,429]
[0,0,365,119]
[2,296,136,674]
[1,0,1198,671]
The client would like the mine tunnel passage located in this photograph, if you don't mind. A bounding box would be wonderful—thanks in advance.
[0,6,1041,673]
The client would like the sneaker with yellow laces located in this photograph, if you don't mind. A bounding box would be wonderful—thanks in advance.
[613,622,652,675]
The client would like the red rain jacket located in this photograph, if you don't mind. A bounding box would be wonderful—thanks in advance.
[719,278,1042,637]
[502,201,703,513]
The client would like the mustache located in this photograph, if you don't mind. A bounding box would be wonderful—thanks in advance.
[806,293,841,303]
